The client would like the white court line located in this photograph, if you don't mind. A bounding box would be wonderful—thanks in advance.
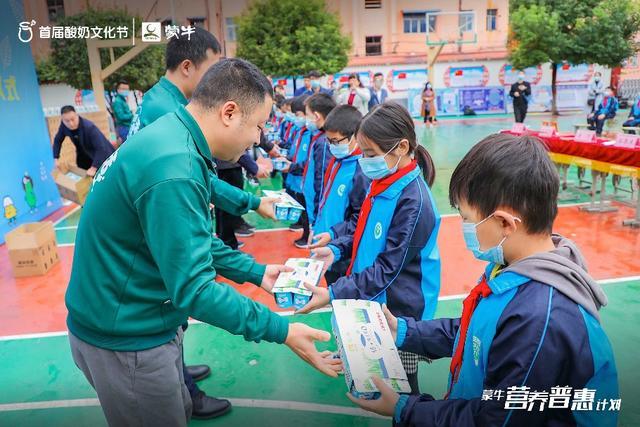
[2,276,636,343]
[0,397,387,419]
[54,226,78,231]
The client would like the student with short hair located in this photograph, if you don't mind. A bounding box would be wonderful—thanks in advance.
[348,133,618,427]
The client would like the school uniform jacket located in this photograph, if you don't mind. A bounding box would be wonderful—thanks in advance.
[393,263,619,427]
[285,126,311,194]
[302,132,331,225]
[327,164,441,321]
[314,155,370,235]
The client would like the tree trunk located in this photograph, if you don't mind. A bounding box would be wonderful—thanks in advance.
[551,62,559,116]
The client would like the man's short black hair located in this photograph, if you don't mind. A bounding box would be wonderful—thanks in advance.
[282,98,293,106]
[116,80,129,89]
[373,72,383,78]
[60,105,76,114]
[323,105,362,139]
[275,94,286,108]
[191,58,273,115]
[306,70,322,79]
[291,95,309,114]
[274,84,285,91]
[166,27,221,71]
[449,134,559,234]
[305,93,336,118]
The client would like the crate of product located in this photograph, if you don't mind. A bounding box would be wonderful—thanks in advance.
[262,189,304,221]
[272,258,324,309]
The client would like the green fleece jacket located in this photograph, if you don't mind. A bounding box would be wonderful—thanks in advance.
[65,105,289,351]
[111,93,133,127]
[128,76,261,215]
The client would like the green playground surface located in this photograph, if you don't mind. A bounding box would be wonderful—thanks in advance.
[0,280,638,426]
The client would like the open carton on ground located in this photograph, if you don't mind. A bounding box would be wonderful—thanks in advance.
[262,189,305,222]
[331,299,411,399]
[4,222,59,278]
[52,165,92,205]
[272,258,324,309]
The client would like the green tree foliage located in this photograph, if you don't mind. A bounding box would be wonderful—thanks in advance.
[42,9,164,91]
[235,0,351,78]
[509,0,640,114]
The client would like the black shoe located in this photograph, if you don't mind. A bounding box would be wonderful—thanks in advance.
[239,219,256,231]
[289,223,303,231]
[294,238,309,249]
[236,241,245,249]
[235,223,255,237]
[186,364,211,382]
[191,391,232,420]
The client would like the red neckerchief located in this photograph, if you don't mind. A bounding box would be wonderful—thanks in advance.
[318,147,362,212]
[347,91,356,106]
[445,275,492,399]
[603,97,610,108]
[302,131,325,179]
[284,122,294,141]
[345,160,417,275]
[291,126,308,163]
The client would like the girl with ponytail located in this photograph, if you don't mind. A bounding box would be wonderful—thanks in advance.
[298,102,442,393]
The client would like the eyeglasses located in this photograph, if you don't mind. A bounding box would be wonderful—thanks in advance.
[327,136,349,145]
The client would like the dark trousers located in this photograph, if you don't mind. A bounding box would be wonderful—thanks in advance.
[214,167,245,249]
[287,189,309,240]
[513,102,528,123]
[181,324,201,398]
[588,115,611,135]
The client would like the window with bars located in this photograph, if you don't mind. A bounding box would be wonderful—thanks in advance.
[365,36,382,56]
[47,0,65,22]
[459,11,474,32]
[486,9,497,31]
[403,12,437,33]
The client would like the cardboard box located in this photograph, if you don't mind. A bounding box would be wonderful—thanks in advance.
[272,258,324,309]
[331,299,411,399]
[262,190,305,222]
[4,222,59,278]
[53,167,92,205]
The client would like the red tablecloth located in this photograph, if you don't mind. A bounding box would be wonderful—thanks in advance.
[502,131,640,168]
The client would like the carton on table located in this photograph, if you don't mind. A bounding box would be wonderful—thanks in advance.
[331,299,411,399]
[262,190,305,222]
[272,258,324,309]
[53,166,92,205]
[4,221,59,278]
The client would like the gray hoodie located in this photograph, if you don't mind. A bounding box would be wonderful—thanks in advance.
[502,234,608,321]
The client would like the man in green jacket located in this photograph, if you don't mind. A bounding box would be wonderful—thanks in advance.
[66,58,340,427]
[112,80,133,144]
[127,27,277,417]
[128,27,273,222]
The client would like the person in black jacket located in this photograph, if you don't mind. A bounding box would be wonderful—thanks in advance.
[52,105,115,176]
[509,72,532,123]
[214,131,278,248]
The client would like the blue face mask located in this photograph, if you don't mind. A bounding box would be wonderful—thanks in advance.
[306,117,318,132]
[275,110,284,119]
[293,116,306,128]
[285,112,295,122]
[358,142,401,180]
[311,80,321,89]
[329,142,351,159]
[119,90,130,97]
[462,214,521,265]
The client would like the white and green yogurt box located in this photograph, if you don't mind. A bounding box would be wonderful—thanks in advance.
[272,258,324,309]
[262,190,305,222]
[331,299,411,399]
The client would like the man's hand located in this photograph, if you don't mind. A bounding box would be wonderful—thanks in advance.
[513,91,520,97]
[382,304,398,342]
[284,323,342,377]
[277,157,292,173]
[255,197,278,220]
[309,232,331,249]
[346,376,400,417]
[260,264,294,293]
[311,247,334,275]
[256,156,273,178]
[268,146,281,158]
[86,166,98,177]
[598,114,605,120]
[295,283,331,314]
[256,165,271,178]
[588,113,594,119]
[54,159,60,169]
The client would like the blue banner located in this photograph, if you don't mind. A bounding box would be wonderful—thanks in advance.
[0,3,62,243]
[458,87,506,114]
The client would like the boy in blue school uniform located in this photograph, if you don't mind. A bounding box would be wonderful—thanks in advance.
[282,95,312,247]
[300,103,441,394]
[301,93,337,236]
[308,105,370,284]
[347,133,619,427]
[623,94,640,131]
[587,87,618,136]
